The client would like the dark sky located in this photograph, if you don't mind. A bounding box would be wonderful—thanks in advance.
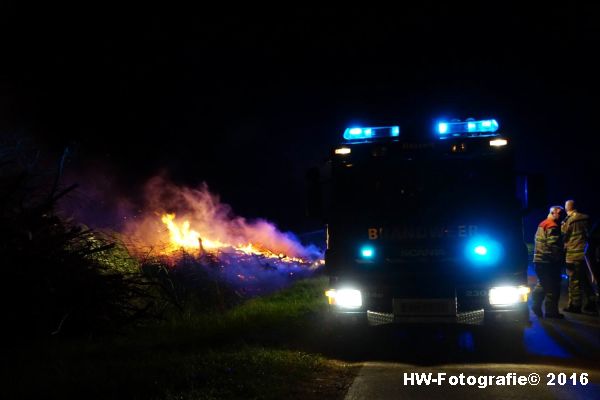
[1,5,600,233]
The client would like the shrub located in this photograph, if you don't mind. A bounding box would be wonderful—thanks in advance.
[0,138,155,338]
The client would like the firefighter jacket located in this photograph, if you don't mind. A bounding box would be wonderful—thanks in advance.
[562,212,590,263]
[533,218,564,263]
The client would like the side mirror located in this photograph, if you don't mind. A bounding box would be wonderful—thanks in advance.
[518,173,547,212]
[305,166,323,219]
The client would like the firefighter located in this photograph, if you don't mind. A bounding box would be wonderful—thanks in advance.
[532,206,565,319]
[562,200,597,314]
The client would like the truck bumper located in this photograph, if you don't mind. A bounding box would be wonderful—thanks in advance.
[331,302,529,327]
[365,309,486,325]
[484,302,530,325]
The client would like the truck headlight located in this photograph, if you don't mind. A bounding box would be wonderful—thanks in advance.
[489,286,530,306]
[325,288,362,309]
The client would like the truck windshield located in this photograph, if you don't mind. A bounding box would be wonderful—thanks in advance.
[332,158,517,219]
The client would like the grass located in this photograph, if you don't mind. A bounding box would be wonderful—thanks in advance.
[4,276,358,400]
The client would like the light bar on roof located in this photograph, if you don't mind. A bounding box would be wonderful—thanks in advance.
[437,119,499,138]
[343,126,400,141]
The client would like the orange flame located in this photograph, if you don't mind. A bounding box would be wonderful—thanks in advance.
[122,176,318,264]
[159,212,307,262]
[161,213,228,252]
[161,213,200,250]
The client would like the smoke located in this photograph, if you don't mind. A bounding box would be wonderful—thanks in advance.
[122,175,321,260]
[61,172,323,296]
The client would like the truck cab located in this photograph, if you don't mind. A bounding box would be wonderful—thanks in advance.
[311,119,533,326]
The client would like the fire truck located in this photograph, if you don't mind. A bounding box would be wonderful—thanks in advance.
[307,119,543,326]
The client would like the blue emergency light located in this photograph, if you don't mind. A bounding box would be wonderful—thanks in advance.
[464,236,504,266]
[360,245,375,258]
[343,126,400,141]
[437,119,499,138]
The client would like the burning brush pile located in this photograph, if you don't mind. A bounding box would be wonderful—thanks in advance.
[2,138,322,336]
[119,176,323,298]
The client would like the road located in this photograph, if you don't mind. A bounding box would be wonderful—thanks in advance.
[345,361,600,399]
[315,289,600,399]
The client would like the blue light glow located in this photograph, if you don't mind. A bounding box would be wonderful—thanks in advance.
[524,319,571,358]
[437,119,499,137]
[474,245,488,255]
[343,126,401,141]
[464,236,503,266]
[438,123,448,134]
[360,245,375,258]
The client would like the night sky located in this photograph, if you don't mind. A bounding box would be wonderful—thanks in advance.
[1,5,600,235]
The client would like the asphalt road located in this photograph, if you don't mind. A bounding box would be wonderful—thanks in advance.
[345,362,600,399]
[317,288,600,400]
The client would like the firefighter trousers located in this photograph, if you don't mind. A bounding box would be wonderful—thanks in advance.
[565,262,595,308]
[533,262,562,315]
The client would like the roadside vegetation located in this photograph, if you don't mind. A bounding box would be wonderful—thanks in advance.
[1,139,356,399]
[6,277,356,400]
